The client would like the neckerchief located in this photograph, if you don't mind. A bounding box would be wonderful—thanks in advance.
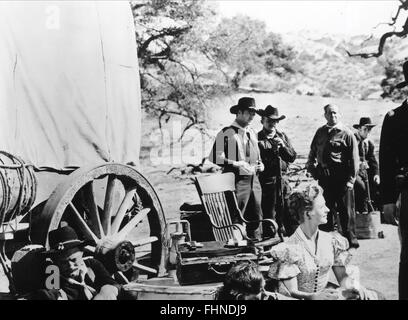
[263,128,277,140]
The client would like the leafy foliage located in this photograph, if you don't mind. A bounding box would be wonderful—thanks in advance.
[132,1,297,137]
[132,0,219,137]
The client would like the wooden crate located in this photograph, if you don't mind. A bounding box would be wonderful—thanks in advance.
[122,277,222,300]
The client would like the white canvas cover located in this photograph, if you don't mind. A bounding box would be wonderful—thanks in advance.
[0,1,141,169]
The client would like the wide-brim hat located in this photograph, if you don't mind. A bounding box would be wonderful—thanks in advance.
[42,225,91,257]
[256,105,286,121]
[396,61,408,89]
[353,117,376,129]
[230,97,257,114]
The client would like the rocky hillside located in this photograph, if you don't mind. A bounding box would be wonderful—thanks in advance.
[241,31,408,100]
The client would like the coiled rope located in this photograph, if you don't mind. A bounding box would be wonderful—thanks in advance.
[0,151,37,233]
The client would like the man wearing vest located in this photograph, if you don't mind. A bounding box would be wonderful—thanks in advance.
[209,97,265,240]
[380,61,408,300]
[306,104,360,249]
[353,117,380,214]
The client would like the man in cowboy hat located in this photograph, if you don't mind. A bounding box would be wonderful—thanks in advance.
[256,105,297,236]
[306,104,360,248]
[380,60,408,299]
[31,226,120,300]
[353,117,380,214]
[209,97,265,239]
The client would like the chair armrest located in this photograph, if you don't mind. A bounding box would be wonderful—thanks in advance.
[211,223,248,240]
[245,218,278,229]
[238,213,277,229]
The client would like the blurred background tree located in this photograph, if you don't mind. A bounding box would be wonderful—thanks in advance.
[201,15,297,89]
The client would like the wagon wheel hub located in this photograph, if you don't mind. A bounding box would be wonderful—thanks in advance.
[94,240,136,273]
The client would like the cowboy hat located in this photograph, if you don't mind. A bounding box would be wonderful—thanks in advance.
[256,105,286,121]
[353,117,376,129]
[43,226,91,257]
[396,61,408,89]
[230,97,257,114]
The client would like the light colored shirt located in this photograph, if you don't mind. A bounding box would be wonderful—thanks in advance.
[268,227,351,295]
[209,121,261,172]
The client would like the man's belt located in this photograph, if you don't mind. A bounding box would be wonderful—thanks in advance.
[316,164,348,178]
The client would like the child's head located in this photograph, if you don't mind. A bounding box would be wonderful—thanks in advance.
[221,261,265,300]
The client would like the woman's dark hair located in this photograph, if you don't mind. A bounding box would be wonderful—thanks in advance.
[217,261,265,300]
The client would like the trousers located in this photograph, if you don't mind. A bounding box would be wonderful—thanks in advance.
[318,175,357,241]
[354,171,380,213]
[235,174,263,240]
[399,189,408,300]
[260,177,297,237]
[354,173,370,213]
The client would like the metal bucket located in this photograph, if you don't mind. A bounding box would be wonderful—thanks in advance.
[0,151,37,225]
[356,211,382,239]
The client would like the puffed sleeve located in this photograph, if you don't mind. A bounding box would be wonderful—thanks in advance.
[331,232,353,266]
[267,243,302,280]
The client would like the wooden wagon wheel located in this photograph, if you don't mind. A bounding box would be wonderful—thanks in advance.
[35,163,168,283]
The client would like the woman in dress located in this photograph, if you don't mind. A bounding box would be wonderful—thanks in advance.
[267,183,382,300]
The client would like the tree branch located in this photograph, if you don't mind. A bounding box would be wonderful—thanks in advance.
[347,19,408,58]
[138,26,191,57]
[347,1,408,58]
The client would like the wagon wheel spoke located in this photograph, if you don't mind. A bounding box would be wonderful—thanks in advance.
[133,262,157,275]
[69,202,99,243]
[115,208,150,241]
[131,236,158,247]
[102,176,121,236]
[83,182,104,239]
[111,187,137,235]
[83,245,97,254]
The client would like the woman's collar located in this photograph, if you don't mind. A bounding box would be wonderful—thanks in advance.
[296,225,320,256]
[297,225,319,240]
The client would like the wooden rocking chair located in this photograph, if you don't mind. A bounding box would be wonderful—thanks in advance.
[195,173,283,247]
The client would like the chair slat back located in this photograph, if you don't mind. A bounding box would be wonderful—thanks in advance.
[195,173,235,194]
[195,173,242,242]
